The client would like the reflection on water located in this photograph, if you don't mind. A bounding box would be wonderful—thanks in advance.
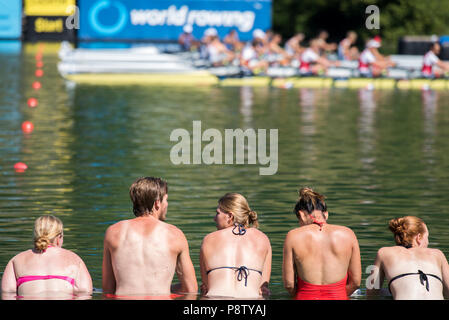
[1,44,449,300]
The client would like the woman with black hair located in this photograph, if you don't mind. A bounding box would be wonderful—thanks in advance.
[282,187,361,300]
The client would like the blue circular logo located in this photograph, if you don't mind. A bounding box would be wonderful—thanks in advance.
[89,0,128,36]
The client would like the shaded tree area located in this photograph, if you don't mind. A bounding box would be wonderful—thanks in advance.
[272,0,449,54]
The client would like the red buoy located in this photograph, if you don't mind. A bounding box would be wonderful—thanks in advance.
[36,61,44,68]
[14,162,28,172]
[22,121,34,133]
[32,81,41,90]
[35,69,44,77]
[35,53,42,61]
[27,98,38,108]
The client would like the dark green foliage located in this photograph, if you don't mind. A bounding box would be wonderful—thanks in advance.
[272,0,449,54]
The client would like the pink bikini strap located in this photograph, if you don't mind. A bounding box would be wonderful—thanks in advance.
[16,275,76,288]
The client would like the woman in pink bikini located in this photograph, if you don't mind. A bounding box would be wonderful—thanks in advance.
[283,187,361,300]
[1,215,92,299]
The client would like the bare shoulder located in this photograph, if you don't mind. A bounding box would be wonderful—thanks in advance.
[60,247,84,262]
[250,228,271,245]
[163,222,189,249]
[163,221,186,237]
[330,224,357,237]
[10,249,32,262]
[201,229,222,245]
[428,248,447,260]
[284,227,301,245]
[376,246,398,258]
[105,219,128,236]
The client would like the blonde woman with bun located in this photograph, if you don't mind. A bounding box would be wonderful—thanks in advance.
[367,216,449,299]
[283,187,361,300]
[1,215,92,298]
[200,193,272,298]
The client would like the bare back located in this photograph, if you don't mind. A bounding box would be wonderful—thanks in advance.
[103,216,186,295]
[287,224,359,284]
[377,246,448,300]
[200,227,271,298]
[4,247,92,298]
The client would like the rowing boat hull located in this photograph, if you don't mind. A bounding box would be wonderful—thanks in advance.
[62,73,449,90]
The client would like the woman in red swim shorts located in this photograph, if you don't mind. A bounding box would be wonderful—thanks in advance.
[283,187,361,300]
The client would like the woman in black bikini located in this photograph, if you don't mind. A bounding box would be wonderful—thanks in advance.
[367,216,449,299]
[199,193,272,298]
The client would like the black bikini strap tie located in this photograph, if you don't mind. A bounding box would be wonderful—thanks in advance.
[235,266,250,286]
[418,270,430,292]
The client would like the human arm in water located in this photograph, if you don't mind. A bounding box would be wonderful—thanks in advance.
[366,248,386,297]
[436,249,449,299]
[171,230,198,295]
[102,226,116,295]
[74,255,93,295]
[282,230,297,297]
[1,257,17,294]
[346,230,362,296]
[260,237,272,297]
[199,238,209,296]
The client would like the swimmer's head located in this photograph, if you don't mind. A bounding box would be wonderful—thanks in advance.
[293,187,328,223]
[129,177,168,218]
[217,193,258,228]
[389,216,428,248]
[34,215,63,252]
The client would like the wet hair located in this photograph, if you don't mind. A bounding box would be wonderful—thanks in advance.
[218,193,258,228]
[33,215,63,252]
[293,187,327,218]
[129,177,168,217]
[389,216,426,247]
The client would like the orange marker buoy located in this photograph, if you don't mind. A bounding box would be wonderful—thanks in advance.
[14,162,28,172]
[32,81,41,90]
[35,69,44,77]
[22,121,34,133]
[36,61,44,68]
[27,98,38,108]
[35,53,42,61]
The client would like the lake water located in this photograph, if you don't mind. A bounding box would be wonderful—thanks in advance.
[1,42,449,300]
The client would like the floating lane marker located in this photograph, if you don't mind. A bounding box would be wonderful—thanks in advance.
[14,162,28,172]
[32,81,41,90]
[27,97,38,108]
[21,121,34,133]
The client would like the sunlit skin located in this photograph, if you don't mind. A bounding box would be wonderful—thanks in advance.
[367,223,449,300]
[1,233,92,299]
[102,193,198,298]
[200,206,272,299]
[283,209,361,297]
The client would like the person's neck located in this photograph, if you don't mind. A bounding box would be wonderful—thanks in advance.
[137,212,160,220]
